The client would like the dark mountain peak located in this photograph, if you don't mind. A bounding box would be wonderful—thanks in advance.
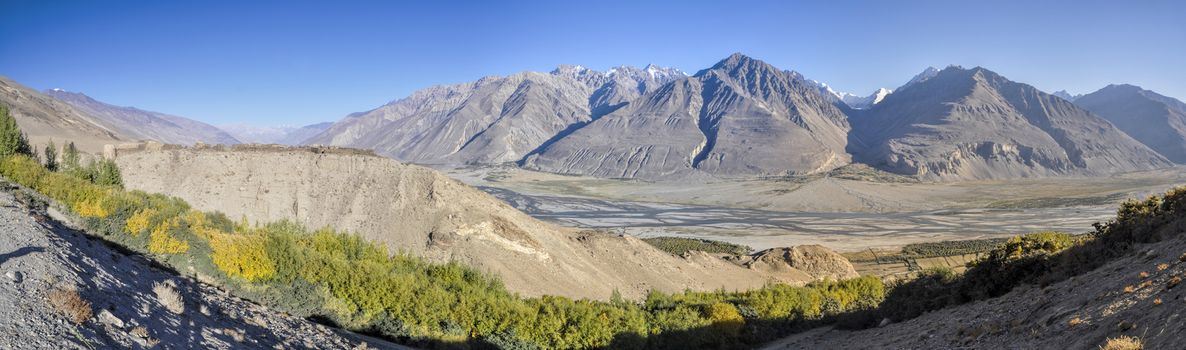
[897,66,947,90]
[696,53,781,78]
[1101,83,1144,93]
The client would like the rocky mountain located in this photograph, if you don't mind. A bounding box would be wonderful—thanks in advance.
[841,88,893,109]
[44,89,239,146]
[1075,84,1186,163]
[848,66,1171,180]
[111,145,797,300]
[0,77,125,153]
[522,53,852,179]
[899,66,941,89]
[303,64,686,165]
[306,55,1176,181]
[1052,90,1082,101]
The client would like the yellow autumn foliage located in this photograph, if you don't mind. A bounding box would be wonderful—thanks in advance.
[210,232,274,281]
[148,218,189,254]
[74,199,108,218]
[124,208,156,236]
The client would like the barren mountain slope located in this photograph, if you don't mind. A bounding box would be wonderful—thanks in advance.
[44,89,240,146]
[277,122,333,145]
[764,233,1186,349]
[0,77,125,152]
[849,66,1170,180]
[0,183,400,349]
[523,53,852,179]
[1076,84,1186,163]
[112,145,790,300]
[304,65,684,165]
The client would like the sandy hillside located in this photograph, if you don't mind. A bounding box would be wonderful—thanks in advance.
[0,181,404,349]
[763,235,1186,349]
[109,144,836,300]
[0,77,126,153]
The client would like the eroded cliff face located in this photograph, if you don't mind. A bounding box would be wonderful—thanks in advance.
[111,145,785,300]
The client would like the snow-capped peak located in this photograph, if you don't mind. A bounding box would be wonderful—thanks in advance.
[1052,90,1082,102]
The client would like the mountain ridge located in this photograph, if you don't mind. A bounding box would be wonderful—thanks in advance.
[1075,84,1186,163]
[44,89,240,146]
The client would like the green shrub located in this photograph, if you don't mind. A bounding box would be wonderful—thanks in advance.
[642,236,753,256]
[0,106,31,159]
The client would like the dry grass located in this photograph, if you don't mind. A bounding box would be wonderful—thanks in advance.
[1138,280,1153,289]
[47,287,93,324]
[1100,335,1143,350]
[1123,285,1135,293]
[1138,271,1149,279]
[153,281,184,314]
[130,326,149,338]
[1169,276,1181,289]
[1153,298,1163,305]
[1156,263,1169,271]
[223,328,245,342]
[1069,317,1084,326]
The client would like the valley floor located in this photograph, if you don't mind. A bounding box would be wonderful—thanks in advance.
[446,165,1186,251]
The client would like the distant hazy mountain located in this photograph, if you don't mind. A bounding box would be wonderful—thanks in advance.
[45,89,238,146]
[1076,84,1186,163]
[279,122,333,145]
[796,75,890,110]
[304,64,686,164]
[849,67,1170,180]
[218,124,293,144]
[1052,90,1082,102]
[0,77,125,152]
[523,53,851,179]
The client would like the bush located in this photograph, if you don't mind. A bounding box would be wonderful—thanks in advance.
[642,237,753,256]
[1101,336,1143,350]
[47,286,93,324]
[153,281,185,314]
[148,218,189,254]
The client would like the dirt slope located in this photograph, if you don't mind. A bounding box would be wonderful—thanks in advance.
[111,144,793,300]
[763,236,1186,349]
[0,76,125,153]
[0,182,402,349]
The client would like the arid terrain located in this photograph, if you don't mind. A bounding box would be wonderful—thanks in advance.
[445,164,1186,251]
[110,144,856,301]
[763,231,1186,349]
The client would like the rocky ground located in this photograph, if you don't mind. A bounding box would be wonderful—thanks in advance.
[0,182,407,349]
[762,234,1186,349]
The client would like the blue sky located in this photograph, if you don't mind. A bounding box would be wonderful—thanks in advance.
[2,0,1183,126]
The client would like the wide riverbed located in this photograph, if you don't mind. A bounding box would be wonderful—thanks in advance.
[479,186,1117,251]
